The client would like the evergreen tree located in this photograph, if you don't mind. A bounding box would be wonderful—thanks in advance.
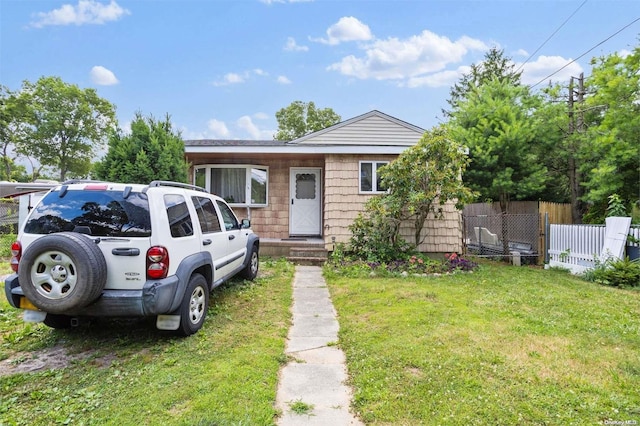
[449,79,548,212]
[445,47,522,116]
[94,113,188,184]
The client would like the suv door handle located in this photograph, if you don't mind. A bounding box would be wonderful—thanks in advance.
[112,248,140,256]
[202,239,212,246]
[228,235,235,241]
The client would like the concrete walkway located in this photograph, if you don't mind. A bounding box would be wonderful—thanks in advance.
[276,265,363,426]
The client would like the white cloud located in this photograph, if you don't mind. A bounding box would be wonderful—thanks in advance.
[314,16,372,45]
[31,0,130,28]
[207,119,230,138]
[284,37,308,52]
[405,66,471,88]
[277,75,292,84]
[328,30,488,81]
[212,69,270,86]
[618,49,632,58]
[515,48,529,57]
[253,112,269,120]
[517,55,583,85]
[213,73,245,86]
[237,116,273,140]
[90,65,119,85]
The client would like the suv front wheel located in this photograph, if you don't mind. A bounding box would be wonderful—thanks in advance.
[241,245,259,280]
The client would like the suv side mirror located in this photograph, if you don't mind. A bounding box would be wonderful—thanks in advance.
[241,219,251,229]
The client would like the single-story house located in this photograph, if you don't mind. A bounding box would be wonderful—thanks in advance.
[184,110,463,257]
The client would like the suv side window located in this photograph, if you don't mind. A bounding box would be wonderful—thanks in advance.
[216,200,239,231]
[164,194,194,238]
[192,196,222,233]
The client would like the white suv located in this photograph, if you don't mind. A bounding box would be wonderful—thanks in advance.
[4,180,259,336]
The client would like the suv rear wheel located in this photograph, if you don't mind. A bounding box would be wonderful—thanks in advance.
[176,273,209,336]
[18,232,107,314]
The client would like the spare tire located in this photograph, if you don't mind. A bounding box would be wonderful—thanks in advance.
[18,232,107,314]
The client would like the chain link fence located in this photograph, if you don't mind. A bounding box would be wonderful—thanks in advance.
[463,213,540,264]
[0,199,19,235]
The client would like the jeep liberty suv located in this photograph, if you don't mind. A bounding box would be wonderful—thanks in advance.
[4,180,259,336]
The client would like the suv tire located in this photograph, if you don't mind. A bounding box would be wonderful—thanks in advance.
[176,273,209,336]
[43,313,73,329]
[241,245,259,280]
[18,232,107,314]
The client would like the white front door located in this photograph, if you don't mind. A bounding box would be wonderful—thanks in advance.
[289,168,321,236]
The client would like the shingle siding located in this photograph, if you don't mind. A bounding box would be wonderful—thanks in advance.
[324,154,463,253]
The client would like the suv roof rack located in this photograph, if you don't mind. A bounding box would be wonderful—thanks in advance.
[148,180,208,193]
[61,179,107,185]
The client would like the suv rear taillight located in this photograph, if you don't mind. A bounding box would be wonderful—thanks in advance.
[10,241,21,272]
[146,246,169,279]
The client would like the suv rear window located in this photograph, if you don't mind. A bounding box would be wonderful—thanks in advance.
[24,189,152,237]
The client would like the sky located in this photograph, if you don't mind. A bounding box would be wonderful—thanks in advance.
[1,0,639,143]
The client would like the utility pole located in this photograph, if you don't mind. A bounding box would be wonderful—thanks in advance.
[567,73,585,224]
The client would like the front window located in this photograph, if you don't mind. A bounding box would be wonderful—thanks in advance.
[216,200,239,231]
[194,165,268,207]
[359,161,389,193]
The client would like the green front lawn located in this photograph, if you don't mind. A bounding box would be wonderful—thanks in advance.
[1,259,294,426]
[325,261,640,425]
[3,258,639,425]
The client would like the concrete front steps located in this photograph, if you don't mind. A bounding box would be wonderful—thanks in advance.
[261,238,328,266]
[287,246,328,266]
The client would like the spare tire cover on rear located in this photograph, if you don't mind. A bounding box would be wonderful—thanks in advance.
[18,232,107,314]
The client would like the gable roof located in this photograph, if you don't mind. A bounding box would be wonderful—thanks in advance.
[291,110,424,146]
[184,110,425,155]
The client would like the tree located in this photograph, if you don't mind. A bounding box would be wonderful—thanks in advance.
[445,47,522,115]
[378,125,476,246]
[274,101,340,141]
[449,79,548,213]
[348,126,475,261]
[0,85,31,181]
[0,157,30,182]
[16,76,116,181]
[93,113,188,184]
[579,46,640,222]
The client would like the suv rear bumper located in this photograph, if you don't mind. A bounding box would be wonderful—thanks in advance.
[4,274,180,317]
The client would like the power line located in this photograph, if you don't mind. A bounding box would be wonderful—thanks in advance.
[515,0,588,74]
[529,16,640,89]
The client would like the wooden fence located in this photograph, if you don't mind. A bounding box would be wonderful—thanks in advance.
[539,202,572,225]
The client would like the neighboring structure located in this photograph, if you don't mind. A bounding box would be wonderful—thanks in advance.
[184,110,463,254]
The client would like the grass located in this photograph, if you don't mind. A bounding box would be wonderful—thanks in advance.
[3,257,640,425]
[287,399,314,416]
[324,261,640,425]
[0,258,294,426]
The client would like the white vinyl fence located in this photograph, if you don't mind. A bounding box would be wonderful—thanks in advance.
[548,221,640,274]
